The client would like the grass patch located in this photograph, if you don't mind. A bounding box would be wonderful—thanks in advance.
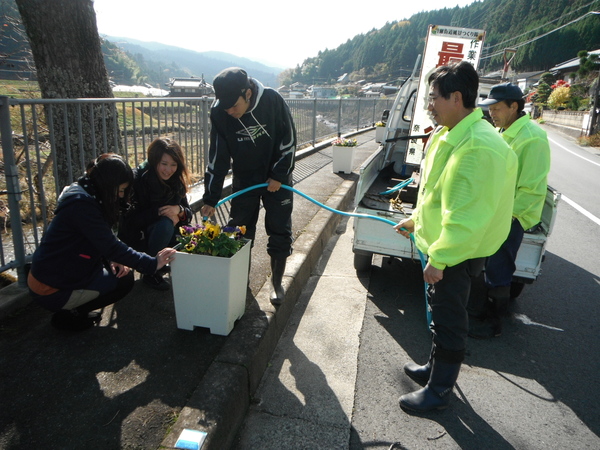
[0,79,41,98]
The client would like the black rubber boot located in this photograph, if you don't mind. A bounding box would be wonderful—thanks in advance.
[489,286,511,317]
[269,257,286,305]
[399,359,462,413]
[404,346,435,386]
[468,285,510,339]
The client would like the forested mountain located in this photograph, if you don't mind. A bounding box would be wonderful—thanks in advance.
[281,0,600,86]
[104,37,280,88]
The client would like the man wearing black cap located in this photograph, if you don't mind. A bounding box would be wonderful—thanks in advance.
[469,82,551,338]
[201,67,296,305]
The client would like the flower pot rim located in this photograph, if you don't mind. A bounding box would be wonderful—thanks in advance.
[175,238,252,258]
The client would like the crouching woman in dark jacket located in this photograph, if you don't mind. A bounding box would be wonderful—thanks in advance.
[119,137,191,291]
[27,154,176,331]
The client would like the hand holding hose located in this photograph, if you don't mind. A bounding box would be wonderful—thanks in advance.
[200,204,215,219]
[394,218,414,239]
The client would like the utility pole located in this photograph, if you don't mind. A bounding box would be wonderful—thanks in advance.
[501,48,517,81]
[589,71,600,135]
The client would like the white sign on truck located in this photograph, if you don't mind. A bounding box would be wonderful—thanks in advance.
[407,25,486,165]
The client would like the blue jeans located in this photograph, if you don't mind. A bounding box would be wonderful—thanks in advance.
[146,216,177,256]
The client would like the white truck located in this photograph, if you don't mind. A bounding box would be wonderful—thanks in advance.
[352,25,560,297]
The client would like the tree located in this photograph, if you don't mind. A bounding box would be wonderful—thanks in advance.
[14,0,119,189]
[577,50,599,80]
[533,81,553,106]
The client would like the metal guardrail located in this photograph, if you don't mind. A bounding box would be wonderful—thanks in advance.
[0,95,392,286]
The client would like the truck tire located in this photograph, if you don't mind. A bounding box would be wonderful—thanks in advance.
[354,252,373,272]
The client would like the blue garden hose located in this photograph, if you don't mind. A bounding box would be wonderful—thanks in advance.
[378,177,414,195]
[214,183,431,326]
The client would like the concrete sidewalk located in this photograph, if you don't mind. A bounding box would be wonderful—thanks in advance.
[233,216,368,449]
[160,180,360,450]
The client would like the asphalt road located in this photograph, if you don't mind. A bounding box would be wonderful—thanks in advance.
[352,125,600,449]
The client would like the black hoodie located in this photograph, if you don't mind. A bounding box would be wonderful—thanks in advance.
[203,78,296,207]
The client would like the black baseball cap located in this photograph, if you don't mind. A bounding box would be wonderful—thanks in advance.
[213,67,250,109]
[479,82,524,106]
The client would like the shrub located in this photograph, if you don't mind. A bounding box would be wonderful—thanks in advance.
[547,86,571,110]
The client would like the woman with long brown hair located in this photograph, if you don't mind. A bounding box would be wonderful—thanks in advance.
[119,137,192,290]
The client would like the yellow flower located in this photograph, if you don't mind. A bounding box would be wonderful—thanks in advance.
[204,222,221,240]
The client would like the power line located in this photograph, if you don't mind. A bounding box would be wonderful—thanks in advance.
[481,10,600,61]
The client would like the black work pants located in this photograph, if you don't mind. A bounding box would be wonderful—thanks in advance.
[429,257,485,359]
[228,183,293,259]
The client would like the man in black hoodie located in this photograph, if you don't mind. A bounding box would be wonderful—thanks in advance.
[201,67,297,305]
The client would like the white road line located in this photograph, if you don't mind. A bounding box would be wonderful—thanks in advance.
[514,314,564,332]
[561,194,600,226]
[548,137,600,225]
[549,137,600,167]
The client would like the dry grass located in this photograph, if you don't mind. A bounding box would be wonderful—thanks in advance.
[577,132,600,148]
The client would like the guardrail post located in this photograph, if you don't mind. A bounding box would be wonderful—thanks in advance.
[311,98,317,147]
[202,97,210,168]
[0,96,28,287]
[372,99,376,124]
[337,98,342,137]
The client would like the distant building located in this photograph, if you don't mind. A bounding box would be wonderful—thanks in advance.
[549,49,600,83]
[290,82,307,92]
[514,71,545,93]
[480,70,544,99]
[360,82,398,98]
[277,86,291,98]
[167,76,213,97]
[307,85,338,98]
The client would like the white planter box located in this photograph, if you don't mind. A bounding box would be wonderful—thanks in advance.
[332,145,356,174]
[375,126,386,143]
[170,240,251,335]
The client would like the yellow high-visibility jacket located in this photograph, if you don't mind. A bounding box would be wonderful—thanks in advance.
[412,108,518,270]
[501,114,551,231]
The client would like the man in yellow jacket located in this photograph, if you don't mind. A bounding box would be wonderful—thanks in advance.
[469,83,551,338]
[394,62,517,413]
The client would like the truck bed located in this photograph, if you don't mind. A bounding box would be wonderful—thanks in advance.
[353,164,420,263]
[353,156,560,283]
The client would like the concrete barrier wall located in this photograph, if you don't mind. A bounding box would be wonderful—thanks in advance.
[541,110,588,129]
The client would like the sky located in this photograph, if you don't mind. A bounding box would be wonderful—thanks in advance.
[93,0,478,69]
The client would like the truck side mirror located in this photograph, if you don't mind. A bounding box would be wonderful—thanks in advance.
[381,110,389,122]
